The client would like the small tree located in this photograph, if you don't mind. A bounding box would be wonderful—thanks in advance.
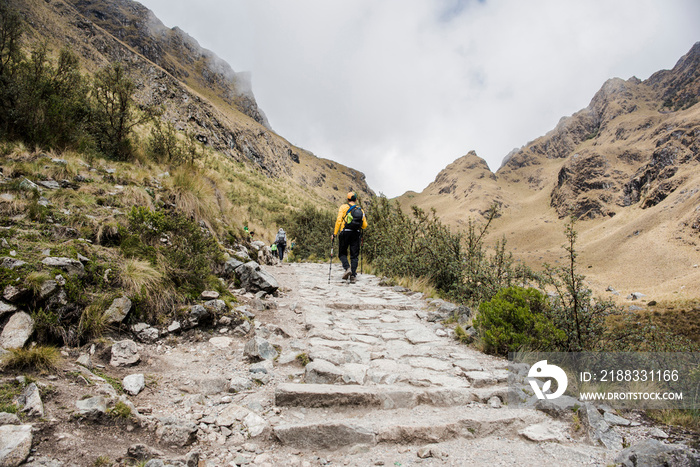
[91,62,151,160]
[542,215,617,351]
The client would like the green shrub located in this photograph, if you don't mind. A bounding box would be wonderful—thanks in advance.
[283,204,335,261]
[474,286,565,356]
[123,206,223,297]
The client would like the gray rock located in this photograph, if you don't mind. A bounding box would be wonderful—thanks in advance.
[236,261,279,294]
[615,439,700,467]
[110,339,141,367]
[123,374,145,396]
[250,360,274,374]
[37,280,58,300]
[18,383,44,417]
[224,258,245,277]
[580,403,623,450]
[104,296,132,324]
[603,412,632,426]
[234,320,252,336]
[203,299,226,315]
[273,422,376,449]
[167,321,181,333]
[156,418,197,447]
[534,395,580,418]
[0,424,33,467]
[126,444,165,462]
[1,258,26,270]
[198,377,229,395]
[215,404,250,427]
[3,285,28,303]
[131,323,160,343]
[76,353,92,369]
[0,412,21,425]
[185,304,211,328]
[76,395,107,419]
[229,376,254,393]
[244,337,278,361]
[0,312,35,349]
[37,180,60,189]
[0,300,18,316]
[40,257,85,276]
[304,359,344,384]
[243,412,270,438]
[519,422,567,443]
[627,292,646,300]
[201,290,220,300]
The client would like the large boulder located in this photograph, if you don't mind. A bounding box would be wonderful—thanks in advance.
[236,261,279,294]
[103,296,132,324]
[110,339,141,367]
[40,257,85,277]
[615,439,700,467]
[0,424,33,467]
[156,418,197,447]
[0,312,35,349]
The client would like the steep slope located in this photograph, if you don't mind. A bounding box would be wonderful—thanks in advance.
[10,0,373,207]
[396,42,700,300]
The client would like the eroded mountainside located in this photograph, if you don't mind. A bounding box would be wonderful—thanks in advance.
[398,42,700,300]
[10,0,373,205]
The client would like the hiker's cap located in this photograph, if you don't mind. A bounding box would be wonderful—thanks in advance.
[347,192,357,201]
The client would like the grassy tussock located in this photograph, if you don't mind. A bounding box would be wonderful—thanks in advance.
[2,346,62,373]
[25,271,52,295]
[118,258,164,297]
[170,166,219,226]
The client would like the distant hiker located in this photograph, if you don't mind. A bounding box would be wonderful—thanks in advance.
[332,192,367,281]
[275,228,287,261]
[271,242,278,259]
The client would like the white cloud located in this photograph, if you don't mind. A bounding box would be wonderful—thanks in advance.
[138,0,700,197]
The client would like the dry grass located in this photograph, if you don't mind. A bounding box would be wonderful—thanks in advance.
[117,258,164,297]
[1,346,62,373]
[169,165,219,226]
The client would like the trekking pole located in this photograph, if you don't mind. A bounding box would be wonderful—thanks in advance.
[359,231,364,275]
[328,235,334,284]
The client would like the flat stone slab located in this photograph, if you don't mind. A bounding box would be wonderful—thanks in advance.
[274,407,547,450]
[275,384,476,409]
[274,422,376,449]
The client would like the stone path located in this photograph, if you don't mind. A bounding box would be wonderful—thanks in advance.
[266,263,615,465]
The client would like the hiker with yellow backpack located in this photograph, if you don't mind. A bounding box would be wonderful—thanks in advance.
[331,192,368,282]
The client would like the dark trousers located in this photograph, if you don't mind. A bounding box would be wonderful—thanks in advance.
[277,243,285,260]
[338,230,361,275]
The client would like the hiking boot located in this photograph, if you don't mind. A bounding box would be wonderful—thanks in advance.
[342,268,351,280]
[349,274,357,283]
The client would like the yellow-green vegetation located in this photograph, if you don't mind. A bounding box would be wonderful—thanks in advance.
[93,455,113,467]
[648,409,700,432]
[108,400,132,419]
[0,379,24,414]
[92,369,123,394]
[295,353,310,366]
[1,346,61,373]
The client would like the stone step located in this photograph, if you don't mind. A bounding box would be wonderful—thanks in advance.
[275,383,477,409]
[272,406,548,450]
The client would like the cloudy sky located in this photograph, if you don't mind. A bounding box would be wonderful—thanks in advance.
[137,0,699,197]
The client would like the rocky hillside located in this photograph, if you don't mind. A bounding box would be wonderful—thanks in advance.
[10,0,373,205]
[397,42,700,301]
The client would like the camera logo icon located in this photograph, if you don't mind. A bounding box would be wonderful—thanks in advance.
[528,360,568,400]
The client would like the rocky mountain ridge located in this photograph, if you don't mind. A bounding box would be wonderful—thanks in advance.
[11,0,373,205]
[397,42,700,300]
